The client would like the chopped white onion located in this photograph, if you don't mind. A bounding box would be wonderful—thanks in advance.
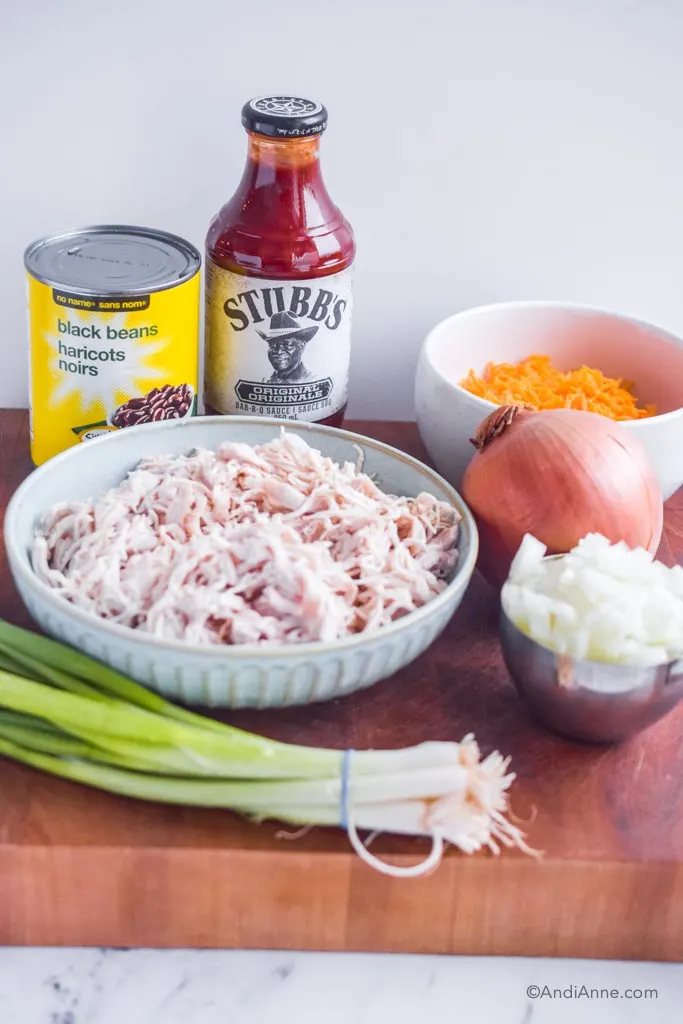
[508,533,547,582]
[502,533,683,667]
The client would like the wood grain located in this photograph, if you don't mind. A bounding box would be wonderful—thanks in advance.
[0,410,682,958]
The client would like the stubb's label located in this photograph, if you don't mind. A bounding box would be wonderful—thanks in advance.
[27,274,200,465]
[204,262,353,421]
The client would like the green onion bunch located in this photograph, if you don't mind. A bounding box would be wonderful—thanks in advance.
[0,620,532,876]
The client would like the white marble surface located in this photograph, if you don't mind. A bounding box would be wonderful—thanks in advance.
[0,949,680,1023]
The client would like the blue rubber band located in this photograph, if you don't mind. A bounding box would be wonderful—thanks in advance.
[338,748,445,877]
[340,748,354,830]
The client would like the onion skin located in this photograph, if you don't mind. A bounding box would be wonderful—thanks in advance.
[462,406,663,588]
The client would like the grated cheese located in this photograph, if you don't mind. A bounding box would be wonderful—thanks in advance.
[460,354,656,421]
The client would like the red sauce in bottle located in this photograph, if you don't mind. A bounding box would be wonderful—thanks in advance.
[204,96,355,427]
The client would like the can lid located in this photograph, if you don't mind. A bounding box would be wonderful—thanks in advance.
[242,96,328,139]
[24,225,201,295]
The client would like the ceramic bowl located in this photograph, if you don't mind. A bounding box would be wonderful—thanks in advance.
[4,417,478,709]
[415,302,683,499]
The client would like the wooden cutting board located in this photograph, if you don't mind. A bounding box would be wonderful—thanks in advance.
[0,410,682,960]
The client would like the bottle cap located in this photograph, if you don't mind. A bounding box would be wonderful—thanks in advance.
[242,96,328,139]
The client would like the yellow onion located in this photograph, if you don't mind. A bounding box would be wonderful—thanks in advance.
[462,406,663,587]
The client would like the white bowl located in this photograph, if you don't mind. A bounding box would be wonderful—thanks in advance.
[415,302,683,500]
[4,417,478,709]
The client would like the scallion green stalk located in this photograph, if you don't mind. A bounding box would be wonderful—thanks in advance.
[0,620,225,729]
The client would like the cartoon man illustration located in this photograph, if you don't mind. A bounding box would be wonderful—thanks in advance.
[257,311,318,383]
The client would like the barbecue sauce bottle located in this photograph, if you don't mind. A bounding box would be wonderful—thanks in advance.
[204,96,355,427]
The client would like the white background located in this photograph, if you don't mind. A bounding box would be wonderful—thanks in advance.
[2,0,682,418]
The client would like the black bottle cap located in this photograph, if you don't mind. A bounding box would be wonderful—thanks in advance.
[242,96,328,139]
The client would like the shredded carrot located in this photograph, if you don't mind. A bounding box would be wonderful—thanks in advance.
[459,354,656,421]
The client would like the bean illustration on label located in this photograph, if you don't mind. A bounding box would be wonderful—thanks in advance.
[111,383,195,427]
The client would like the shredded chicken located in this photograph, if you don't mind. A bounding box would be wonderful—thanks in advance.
[32,431,460,646]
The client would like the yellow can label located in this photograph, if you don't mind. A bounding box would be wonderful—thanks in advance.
[28,273,200,464]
